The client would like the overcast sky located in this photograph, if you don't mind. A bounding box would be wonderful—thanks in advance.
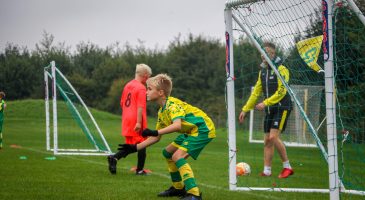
[0,0,226,52]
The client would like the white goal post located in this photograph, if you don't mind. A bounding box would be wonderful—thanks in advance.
[225,0,365,199]
[44,61,112,156]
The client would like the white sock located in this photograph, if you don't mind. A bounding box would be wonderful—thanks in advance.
[283,161,291,169]
[263,166,271,175]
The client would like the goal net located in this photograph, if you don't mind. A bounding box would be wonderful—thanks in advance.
[44,61,112,155]
[225,0,365,198]
[249,85,324,147]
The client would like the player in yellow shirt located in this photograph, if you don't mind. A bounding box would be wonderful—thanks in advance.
[239,42,293,178]
[117,74,215,200]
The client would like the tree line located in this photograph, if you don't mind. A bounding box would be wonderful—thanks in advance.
[1,2,364,130]
[0,33,230,127]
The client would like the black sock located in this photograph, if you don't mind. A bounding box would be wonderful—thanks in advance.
[114,150,127,160]
[136,148,146,171]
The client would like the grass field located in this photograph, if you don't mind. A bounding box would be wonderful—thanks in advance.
[0,100,362,200]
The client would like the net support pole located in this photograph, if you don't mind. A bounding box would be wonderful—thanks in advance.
[54,67,112,153]
[44,67,50,151]
[51,61,58,155]
[225,7,237,191]
[323,1,340,199]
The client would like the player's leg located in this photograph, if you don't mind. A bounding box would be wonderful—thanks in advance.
[157,137,186,197]
[136,148,147,175]
[262,114,274,176]
[262,132,274,176]
[272,129,288,162]
[173,133,212,200]
[135,135,147,175]
[274,109,290,162]
[107,155,117,174]
[107,136,134,174]
[173,149,201,198]
[274,109,294,178]
[273,130,293,178]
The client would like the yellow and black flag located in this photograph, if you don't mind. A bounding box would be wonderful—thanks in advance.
[296,35,324,73]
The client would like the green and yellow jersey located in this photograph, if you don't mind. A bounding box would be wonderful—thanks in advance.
[156,97,215,138]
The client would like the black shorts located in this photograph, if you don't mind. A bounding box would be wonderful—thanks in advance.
[264,109,291,133]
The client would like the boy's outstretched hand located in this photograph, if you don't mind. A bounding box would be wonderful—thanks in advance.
[117,144,137,157]
[142,129,159,137]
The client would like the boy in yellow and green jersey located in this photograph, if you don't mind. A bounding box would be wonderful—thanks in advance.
[0,91,6,149]
[116,74,215,200]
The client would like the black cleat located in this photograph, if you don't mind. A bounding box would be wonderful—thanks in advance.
[107,155,117,174]
[180,193,202,200]
[157,186,186,197]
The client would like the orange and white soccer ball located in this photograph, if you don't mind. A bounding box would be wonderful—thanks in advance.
[236,162,251,176]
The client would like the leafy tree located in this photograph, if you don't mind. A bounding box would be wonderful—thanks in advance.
[165,34,225,101]
[35,31,73,73]
[0,45,35,99]
[73,42,111,78]
[164,34,226,126]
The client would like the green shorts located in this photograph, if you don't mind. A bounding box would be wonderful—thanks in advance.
[171,133,213,160]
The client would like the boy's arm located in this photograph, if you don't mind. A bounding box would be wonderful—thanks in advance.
[117,117,182,156]
[134,107,143,132]
[117,135,161,156]
[135,88,146,132]
[156,118,181,135]
[242,72,262,113]
[136,135,161,150]
[142,119,182,137]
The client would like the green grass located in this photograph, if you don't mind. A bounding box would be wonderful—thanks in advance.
[0,100,362,200]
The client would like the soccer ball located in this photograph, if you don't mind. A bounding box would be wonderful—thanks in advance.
[236,162,251,176]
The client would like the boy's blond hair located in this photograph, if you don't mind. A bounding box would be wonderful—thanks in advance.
[136,63,152,76]
[0,91,5,99]
[147,74,172,97]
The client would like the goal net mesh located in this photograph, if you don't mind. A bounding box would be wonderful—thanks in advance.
[226,0,365,196]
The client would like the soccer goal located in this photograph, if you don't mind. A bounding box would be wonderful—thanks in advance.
[225,0,365,199]
[44,61,112,156]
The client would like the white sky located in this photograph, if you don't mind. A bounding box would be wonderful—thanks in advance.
[0,0,226,52]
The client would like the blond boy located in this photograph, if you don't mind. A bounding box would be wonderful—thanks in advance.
[117,74,215,200]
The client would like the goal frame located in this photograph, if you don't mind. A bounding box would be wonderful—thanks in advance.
[44,61,112,156]
[225,0,365,198]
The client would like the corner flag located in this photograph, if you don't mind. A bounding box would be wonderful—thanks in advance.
[296,35,324,73]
